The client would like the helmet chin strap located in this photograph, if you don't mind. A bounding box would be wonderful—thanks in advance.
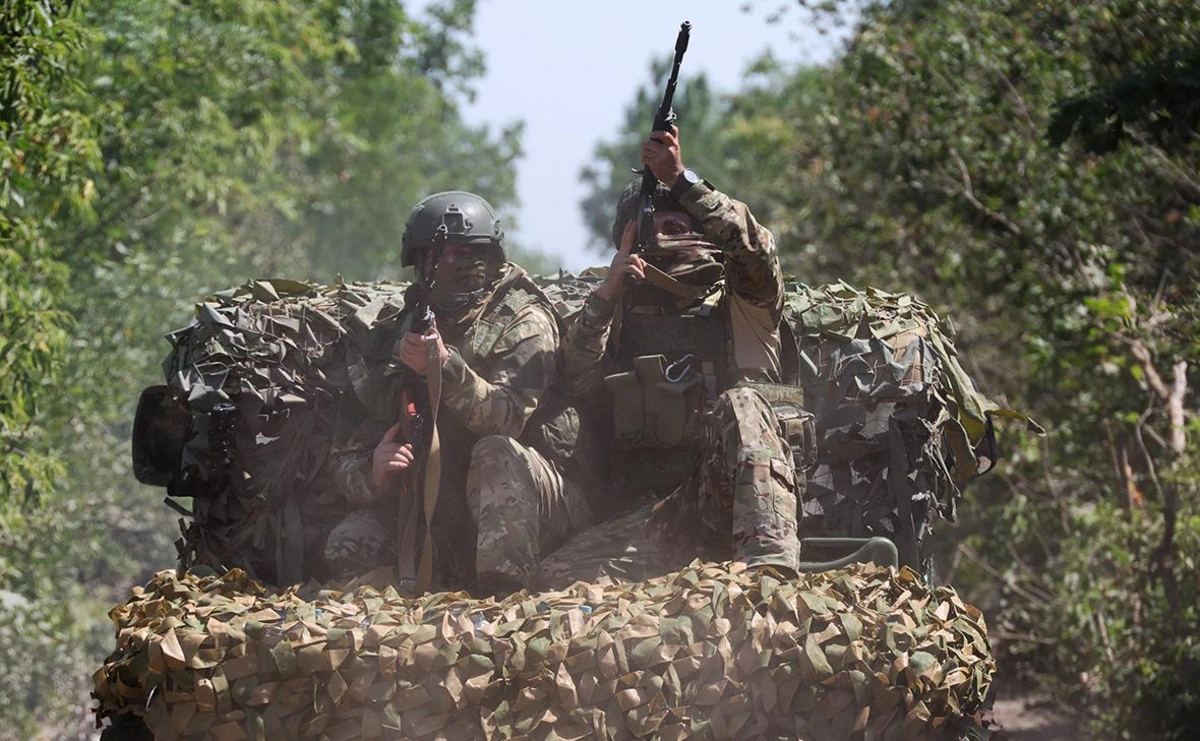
[429,286,488,314]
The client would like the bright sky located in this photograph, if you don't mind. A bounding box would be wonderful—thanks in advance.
[427,1,844,271]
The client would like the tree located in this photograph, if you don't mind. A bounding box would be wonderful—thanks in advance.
[0,0,95,514]
[0,1,530,735]
[766,1,1199,735]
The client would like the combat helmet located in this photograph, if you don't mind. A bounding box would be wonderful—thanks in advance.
[401,191,505,267]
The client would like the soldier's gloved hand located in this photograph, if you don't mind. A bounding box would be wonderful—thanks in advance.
[597,222,646,301]
[399,328,450,376]
[372,421,415,487]
[642,123,685,185]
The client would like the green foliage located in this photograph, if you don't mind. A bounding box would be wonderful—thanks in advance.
[0,0,95,513]
[1043,459,1200,739]
[0,0,526,734]
[769,0,1200,735]
[0,502,118,741]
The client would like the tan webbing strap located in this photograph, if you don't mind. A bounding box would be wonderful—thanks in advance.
[395,391,420,590]
[415,336,444,593]
[641,263,713,301]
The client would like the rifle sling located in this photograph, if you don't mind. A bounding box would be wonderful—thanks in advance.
[394,340,445,594]
[416,340,443,592]
[396,392,419,589]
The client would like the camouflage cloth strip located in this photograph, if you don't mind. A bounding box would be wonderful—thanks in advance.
[93,563,994,741]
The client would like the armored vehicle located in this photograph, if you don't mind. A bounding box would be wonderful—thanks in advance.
[95,275,1033,740]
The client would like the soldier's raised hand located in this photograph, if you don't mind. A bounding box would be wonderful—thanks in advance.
[597,222,646,301]
[642,124,684,185]
[372,421,415,487]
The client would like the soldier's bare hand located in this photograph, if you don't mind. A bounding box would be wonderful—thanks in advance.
[642,124,684,186]
[597,222,646,300]
[372,421,414,487]
[399,328,449,376]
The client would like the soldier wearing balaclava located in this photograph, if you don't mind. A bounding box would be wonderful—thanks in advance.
[542,123,808,586]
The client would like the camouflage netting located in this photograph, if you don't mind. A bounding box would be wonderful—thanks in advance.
[152,279,409,584]
[786,282,1039,569]
[144,275,1037,583]
[94,562,993,741]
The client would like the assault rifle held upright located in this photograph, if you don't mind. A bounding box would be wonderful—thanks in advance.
[393,224,447,591]
[634,20,691,254]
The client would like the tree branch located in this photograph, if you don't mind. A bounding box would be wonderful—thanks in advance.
[1128,339,1171,400]
[949,147,1023,235]
[1167,360,1188,457]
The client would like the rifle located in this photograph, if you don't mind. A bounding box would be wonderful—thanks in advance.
[394,225,447,591]
[634,20,691,254]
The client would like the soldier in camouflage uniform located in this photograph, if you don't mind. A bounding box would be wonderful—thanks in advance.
[326,192,592,591]
[543,125,805,586]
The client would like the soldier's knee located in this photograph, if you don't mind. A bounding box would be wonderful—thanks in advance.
[714,387,780,451]
[470,434,524,467]
[467,435,537,517]
[715,387,773,426]
[324,512,393,578]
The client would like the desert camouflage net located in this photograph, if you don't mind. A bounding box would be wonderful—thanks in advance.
[94,562,993,741]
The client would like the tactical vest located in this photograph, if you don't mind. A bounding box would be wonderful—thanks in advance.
[452,267,578,472]
[602,276,811,501]
[607,288,725,450]
[600,282,726,497]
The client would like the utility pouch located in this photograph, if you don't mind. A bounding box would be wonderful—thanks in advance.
[605,354,705,450]
[605,370,644,450]
[740,382,817,474]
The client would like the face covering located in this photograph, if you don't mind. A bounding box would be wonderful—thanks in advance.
[428,256,489,312]
[413,248,505,334]
[641,235,725,286]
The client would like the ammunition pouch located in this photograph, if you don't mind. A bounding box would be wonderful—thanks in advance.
[738,382,817,475]
[604,354,706,451]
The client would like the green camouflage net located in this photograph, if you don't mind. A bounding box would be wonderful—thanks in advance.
[154,279,409,584]
[785,282,1039,568]
[94,562,993,741]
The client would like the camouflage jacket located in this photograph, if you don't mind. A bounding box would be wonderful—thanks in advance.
[329,264,569,510]
[562,179,785,397]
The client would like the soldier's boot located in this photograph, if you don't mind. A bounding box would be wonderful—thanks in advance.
[718,387,802,575]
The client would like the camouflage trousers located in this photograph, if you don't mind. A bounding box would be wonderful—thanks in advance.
[538,386,801,588]
[466,435,593,593]
[324,502,398,581]
[690,385,801,571]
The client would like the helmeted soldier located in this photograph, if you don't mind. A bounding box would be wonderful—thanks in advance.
[325,191,592,592]
[541,124,808,587]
